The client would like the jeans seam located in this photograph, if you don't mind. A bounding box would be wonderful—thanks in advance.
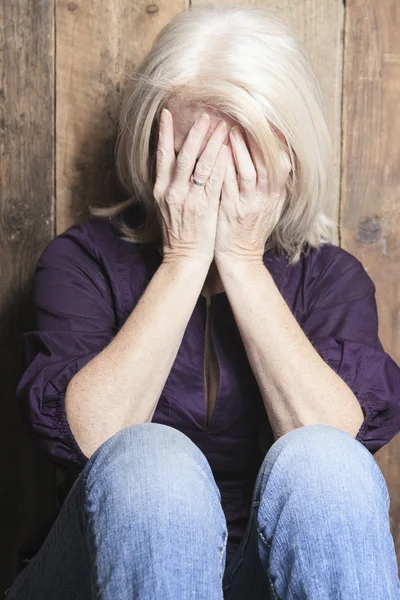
[257,529,270,548]
[223,490,265,591]
[81,468,103,599]
[257,527,281,600]
[219,530,228,582]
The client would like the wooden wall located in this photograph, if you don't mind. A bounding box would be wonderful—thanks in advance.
[1,0,399,591]
[1,1,56,594]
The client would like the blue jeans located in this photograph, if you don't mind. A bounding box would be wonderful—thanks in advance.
[6,422,400,599]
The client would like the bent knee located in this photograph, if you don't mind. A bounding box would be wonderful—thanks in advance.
[91,422,209,472]
[270,424,375,471]
[260,424,387,505]
[82,423,221,509]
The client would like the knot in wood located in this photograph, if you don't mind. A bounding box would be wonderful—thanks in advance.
[356,219,381,243]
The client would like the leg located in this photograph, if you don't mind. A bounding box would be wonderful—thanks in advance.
[223,424,400,599]
[7,423,228,600]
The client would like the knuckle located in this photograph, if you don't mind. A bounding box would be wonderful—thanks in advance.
[240,171,256,184]
[165,187,181,203]
[257,171,269,185]
[195,157,212,177]
[205,171,219,188]
[176,153,192,171]
[156,144,167,159]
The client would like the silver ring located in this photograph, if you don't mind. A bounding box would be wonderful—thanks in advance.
[191,174,206,186]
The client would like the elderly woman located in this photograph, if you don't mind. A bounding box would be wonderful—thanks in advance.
[6,5,400,600]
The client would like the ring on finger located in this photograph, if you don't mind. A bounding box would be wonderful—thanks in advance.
[191,174,207,186]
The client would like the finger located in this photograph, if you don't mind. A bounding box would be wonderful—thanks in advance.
[204,142,230,202]
[153,108,176,199]
[172,113,211,188]
[229,127,256,197]
[191,119,229,192]
[245,133,270,193]
[222,144,238,193]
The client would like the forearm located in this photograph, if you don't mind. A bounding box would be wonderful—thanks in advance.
[65,259,209,458]
[217,259,364,441]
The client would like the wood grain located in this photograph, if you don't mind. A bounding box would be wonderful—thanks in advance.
[0,0,55,592]
[56,0,187,233]
[341,0,400,567]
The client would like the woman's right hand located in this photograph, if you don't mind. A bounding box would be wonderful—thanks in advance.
[153,108,230,267]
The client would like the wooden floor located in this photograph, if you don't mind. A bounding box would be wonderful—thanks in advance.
[1,0,399,591]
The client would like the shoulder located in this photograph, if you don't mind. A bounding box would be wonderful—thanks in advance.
[37,216,125,265]
[304,242,374,286]
[304,242,369,277]
[32,218,130,310]
[36,215,154,281]
[270,242,376,314]
[301,243,376,310]
[35,216,160,317]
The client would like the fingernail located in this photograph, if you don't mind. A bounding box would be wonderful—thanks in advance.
[195,112,210,127]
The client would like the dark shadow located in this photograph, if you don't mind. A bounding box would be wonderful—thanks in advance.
[0,275,55,593]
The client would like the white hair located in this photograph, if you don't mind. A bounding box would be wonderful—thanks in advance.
[89,3,337,264]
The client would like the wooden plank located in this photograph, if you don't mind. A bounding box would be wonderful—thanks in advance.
[194,0,344,245]
[341,0,400,566]
[56,0,188,233]
[0,0,55,591]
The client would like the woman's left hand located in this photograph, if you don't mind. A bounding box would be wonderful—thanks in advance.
[214,126,291,266]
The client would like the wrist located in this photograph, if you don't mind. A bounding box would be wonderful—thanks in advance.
[214,254,264,272]
[162,256,211,274]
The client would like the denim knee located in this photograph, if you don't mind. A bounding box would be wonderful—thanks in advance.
[252,425,399,600]
[256,424,389,511]
[80,422,225,529]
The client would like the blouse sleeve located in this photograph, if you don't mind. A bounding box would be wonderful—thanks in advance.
[15,223,117,472]
[302,246,400,455]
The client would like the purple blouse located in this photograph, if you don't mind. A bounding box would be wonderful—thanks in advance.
[15,213,400,562]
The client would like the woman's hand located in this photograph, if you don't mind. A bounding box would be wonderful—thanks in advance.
[153,108,230,267]
[214,126,292,266]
